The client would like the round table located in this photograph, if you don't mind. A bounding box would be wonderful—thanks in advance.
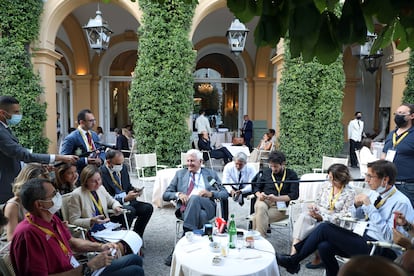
[170,234,279,276]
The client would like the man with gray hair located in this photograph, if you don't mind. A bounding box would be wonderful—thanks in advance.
[221,152,257,221]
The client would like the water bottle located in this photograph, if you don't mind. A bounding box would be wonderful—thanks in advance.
[228,214,237,249]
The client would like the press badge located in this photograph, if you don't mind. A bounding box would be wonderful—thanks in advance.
[70,255,80,268]
[385,150,396,162]
[277,201,287,210]
[353,221,368,236]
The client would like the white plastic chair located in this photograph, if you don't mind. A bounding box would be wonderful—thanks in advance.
[313,156,349,173]
[134,153,168,202]
[122,139,136,174]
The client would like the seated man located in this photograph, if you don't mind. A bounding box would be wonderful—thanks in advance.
[277,160,414,276]
[100,150,153,238]
[198,131,233,164]
[10,178,144,275]
[163,149,228,232]
[221,152,257,221]
[252,150,299,237]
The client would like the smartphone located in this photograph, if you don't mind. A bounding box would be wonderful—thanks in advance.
[135,187,145,193]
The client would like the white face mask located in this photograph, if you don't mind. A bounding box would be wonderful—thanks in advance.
[375,178,387,194]
[47,193,62,215]
[112,165,123,173]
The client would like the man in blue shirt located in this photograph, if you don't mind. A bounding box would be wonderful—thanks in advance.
[277,160,414,276]
[382,103,414,207]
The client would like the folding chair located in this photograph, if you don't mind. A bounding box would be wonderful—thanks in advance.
[313,156,349,173]
[134,153,168,202]
[122,139,136,174]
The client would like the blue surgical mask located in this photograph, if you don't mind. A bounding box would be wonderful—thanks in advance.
[6,114,22,125]
[375,179,387,194]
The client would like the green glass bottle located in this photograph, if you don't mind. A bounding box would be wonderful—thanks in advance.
[228,214,237,249]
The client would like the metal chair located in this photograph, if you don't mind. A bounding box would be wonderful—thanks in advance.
[134,153,168,202]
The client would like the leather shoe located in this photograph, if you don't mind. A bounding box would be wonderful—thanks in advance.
[276,253,300,274]
[305,261,325,269]
[164,252,172,266]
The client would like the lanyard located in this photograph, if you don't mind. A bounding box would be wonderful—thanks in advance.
[110,171,123,191]
[375,187,397,209]
[89,191,104,215]
[328,186,343,211]
[25,213,70,256]
[271,169,286,196]
[77,127,94,151]
[392,131,408,148]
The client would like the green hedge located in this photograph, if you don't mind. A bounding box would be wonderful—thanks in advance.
[0,0,48,152]
[278,41,345,176]
[129,0,196,166]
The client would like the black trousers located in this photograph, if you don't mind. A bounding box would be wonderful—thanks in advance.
[349,139,361,167]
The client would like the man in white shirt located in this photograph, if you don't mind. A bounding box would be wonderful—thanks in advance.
[348,111,364,168]
[195,110,212,135]
[221,152,257,221]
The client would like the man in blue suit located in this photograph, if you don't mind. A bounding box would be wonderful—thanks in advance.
[163,149,228,232]
[241,114,253,151]
[60,109,105,174]
[0,95,78,203]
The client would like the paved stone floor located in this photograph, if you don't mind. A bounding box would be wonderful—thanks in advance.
[135,167,361,276]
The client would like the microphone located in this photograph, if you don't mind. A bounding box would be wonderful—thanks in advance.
[208,176,221,191]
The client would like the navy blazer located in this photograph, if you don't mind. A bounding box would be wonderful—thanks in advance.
[60,129,105,173]
[163,167,228,210]
[0,123,50,202]
[100,164,134,204]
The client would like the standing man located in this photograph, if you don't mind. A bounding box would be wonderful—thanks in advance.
[382,103,414,207]
[348,111,364,168]
[10,178,144,275]
[60,109,105,174]
[221,152,257,221]
[101,150,153,239]
[241,114,253,151]
[0,95,78,203]
[252,150,299,237]
[195,110,212,135]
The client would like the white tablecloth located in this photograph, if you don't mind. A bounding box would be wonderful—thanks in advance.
[221,143,250,157]
[152,168,181,208]
[170,235,279,276]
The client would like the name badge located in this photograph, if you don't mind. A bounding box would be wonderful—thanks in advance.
[277,201,287,210]
[353,221,368,237]
[70,255,80,268]
[385,150,396,162]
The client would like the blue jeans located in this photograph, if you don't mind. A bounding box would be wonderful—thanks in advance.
[101,254,144,276]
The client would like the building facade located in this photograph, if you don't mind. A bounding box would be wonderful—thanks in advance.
[34,0,410,153]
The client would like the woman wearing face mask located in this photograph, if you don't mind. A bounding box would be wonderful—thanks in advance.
[3,163,49,241]
[382,103,414,207]
[54,163,79,195]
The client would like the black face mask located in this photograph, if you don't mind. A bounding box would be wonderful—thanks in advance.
[394,114,408,128]
[356,116,362,120]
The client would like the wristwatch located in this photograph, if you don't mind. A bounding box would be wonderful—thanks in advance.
[82,263,93,276]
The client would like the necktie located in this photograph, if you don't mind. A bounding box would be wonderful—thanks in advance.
[374,195,382,208]
[180,173,195,212]
[86,132,95,150]
[238,171,244,190]
[112,172,122,192]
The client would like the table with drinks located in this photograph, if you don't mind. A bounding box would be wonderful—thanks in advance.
[170,226,279,276]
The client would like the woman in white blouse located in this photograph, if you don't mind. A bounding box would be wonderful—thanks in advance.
[359,138,378,177]
[291,164,356,268]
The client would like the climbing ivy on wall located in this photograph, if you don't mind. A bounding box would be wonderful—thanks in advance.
[0,0,48,152]
[403,50,414,105]
[278,40,345,176]
[129,0,196,165]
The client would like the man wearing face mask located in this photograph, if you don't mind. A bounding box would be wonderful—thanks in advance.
[10,178,144,275]
[382,103,414,207]
[277,160,414,276]
[0,95,78,203]
[348,111,365,168]
[100,150,153,239]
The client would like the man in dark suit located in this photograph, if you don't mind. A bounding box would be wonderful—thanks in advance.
[0,95,78,203]
[241,114,253,151]
[163,149,228,232]
[100,150,153,238]
[60,109,105,174]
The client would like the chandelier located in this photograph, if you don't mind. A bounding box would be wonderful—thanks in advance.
[197,83,214,93]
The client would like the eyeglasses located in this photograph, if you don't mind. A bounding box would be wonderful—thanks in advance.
[393,112,411,116]
[364,174,379,180]
[43,189,58,201]
[87,119,96,122]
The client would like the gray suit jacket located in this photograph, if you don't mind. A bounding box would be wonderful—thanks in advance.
[163,167,228,210]
[0,123,51,202]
